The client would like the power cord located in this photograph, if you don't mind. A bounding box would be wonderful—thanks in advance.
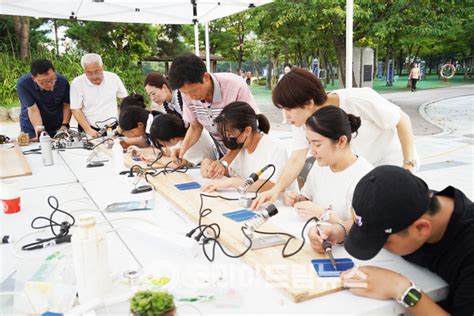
[22,196,75,251]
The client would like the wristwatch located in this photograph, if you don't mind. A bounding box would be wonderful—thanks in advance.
[61,123,70,129]
[396,281,422,308]
[220,159,229,170]
[403,159,416,168]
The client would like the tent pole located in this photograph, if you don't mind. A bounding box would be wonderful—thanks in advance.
[345,0,353,88]
[205,21,211,72]
[192,0,199,56]
[194,22,199,56]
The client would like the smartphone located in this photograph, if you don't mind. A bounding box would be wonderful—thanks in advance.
[312,258,355,277]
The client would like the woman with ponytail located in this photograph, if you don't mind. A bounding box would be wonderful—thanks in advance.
[283,106,373,223]
[202,101,290,193]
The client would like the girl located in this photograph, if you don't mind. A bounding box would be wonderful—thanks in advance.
[146,114,216,167]
[118,105,156,148]
[284,106,373,224]
[202,101,290,193]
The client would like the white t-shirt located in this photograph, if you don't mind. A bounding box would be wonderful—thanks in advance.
[171,130,216,166]
[291,88,404,166]
[70,71,128,128]
[229,134,288,184]
[301,156,373,221]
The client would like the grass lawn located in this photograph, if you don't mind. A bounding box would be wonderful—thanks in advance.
[250,74,474,104]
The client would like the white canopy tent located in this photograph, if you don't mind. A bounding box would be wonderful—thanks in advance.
[0,0,353,86]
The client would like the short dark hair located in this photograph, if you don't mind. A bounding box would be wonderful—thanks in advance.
[306,105,361,143]
[149,114,188,148]
[144,72,170,89]
[30,59,54,76]
[120,94,146,109]
[273,68,327,109]
[119,106,150,131]
[214,101,270,136]
[398,194,441,236]
[168,53,206,90]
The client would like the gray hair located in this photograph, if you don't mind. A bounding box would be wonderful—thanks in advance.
[81,53,103,68]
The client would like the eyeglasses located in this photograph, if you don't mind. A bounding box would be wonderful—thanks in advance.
[37,77,57,85]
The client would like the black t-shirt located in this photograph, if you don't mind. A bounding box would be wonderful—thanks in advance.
[403,186,474,315]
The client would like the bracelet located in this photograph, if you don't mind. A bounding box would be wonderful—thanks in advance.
[334,222,347,244]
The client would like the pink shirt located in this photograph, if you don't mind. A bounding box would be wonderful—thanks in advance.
[182,73,259,154]
[409,67,421,79]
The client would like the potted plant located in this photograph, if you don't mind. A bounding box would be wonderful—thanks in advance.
[130,291,176,316]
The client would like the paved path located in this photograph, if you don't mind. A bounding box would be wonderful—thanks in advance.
[259,85,474,136]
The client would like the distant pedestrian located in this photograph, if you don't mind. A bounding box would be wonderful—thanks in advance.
[409,63,421,92]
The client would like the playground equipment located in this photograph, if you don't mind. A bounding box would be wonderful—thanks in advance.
[440,63,456,81]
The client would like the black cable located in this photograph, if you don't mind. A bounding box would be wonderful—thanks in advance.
[22,196,75,251]
[253,164,276,198]
[94,117,118,129]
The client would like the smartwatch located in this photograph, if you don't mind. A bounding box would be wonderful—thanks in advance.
[397,281,422,308]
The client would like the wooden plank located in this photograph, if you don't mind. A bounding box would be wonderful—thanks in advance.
[96,142,342,302]
[0,142,32,179]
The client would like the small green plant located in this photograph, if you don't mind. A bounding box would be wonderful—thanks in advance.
[130,291,175,316]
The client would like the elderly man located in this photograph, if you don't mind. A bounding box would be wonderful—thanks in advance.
[17,59,71,140]
[70,53,127,137]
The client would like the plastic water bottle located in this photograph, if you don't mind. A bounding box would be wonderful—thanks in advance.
[112,138,125,174]
[71,216,111,304]
[39,131,53,166]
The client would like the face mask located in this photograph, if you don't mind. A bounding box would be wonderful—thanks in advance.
[222,136,246,150]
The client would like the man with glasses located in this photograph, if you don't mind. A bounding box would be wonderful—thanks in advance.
[17,59,71,140]
[70,53,127,137]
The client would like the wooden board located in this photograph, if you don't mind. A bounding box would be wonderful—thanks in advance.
[97,142,342,302]
[0,143,32,179]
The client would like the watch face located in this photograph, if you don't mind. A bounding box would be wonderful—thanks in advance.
[404,288,422,307]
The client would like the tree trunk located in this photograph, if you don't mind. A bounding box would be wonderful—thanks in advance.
[53,19,59,55]
[13,16,30,60]
[398,48,404,75]
[334,37,346,88]
[266,52,273,90]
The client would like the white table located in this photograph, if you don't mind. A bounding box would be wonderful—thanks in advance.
[1,147,448,315]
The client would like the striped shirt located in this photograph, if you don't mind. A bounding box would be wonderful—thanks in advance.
[182,73,259,155]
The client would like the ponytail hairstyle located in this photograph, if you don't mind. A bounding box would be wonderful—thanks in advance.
[214,101,270,136]
[149,114,188,149]
[119,106,150,131]
[120,94,146,110]
[305,105,361,144]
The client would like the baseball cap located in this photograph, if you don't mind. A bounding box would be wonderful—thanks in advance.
[345,166,431,260]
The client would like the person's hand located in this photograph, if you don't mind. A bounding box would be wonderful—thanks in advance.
[250,188,280,210]
[127,145,141,156]
[308,225,338,254]
[58,125,68,132]
[402,162,414,172]
[201,177,236,193]
[294,201,325,219]
[207,160,226,179]
[283,191,300,206]
[85,128,100,138]
[340,266,411,301]
[170,147,184,165]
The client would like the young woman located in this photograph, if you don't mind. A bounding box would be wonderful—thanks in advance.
[145,114,216,167]
[283,106,373,223]
[201,101,290,193]
[144,72,183,119]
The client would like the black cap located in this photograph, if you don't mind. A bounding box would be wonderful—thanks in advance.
[265,204,278,217]
[345,166,430,260]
